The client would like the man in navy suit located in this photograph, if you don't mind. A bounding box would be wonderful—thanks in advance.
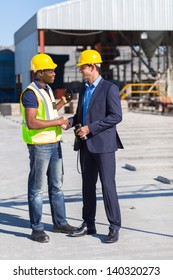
[67,49,123,243]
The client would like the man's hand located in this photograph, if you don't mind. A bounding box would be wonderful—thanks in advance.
[61,124,70,130]
[76,125,90,138]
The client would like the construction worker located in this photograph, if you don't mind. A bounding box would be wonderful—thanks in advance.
[66,49,123,243]
[20,53,77,243]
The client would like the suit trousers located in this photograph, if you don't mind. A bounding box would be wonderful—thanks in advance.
[80,142,121,230]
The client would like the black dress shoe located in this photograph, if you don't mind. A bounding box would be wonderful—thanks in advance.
[31,230,50,243]
[53,223,78,233]
[105,229,119,243]
[68,222,96,237]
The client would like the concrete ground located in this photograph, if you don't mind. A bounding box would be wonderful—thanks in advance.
[0,108,173,261]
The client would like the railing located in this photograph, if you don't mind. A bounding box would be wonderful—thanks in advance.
[120,82,173,114]
[120,82,167,100]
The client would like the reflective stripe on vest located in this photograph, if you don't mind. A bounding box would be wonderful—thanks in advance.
[20,82,62,144]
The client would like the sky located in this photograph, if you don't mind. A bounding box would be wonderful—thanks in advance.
[0,0,67,46]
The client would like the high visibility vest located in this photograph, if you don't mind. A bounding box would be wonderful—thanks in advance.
[20,82,62,144]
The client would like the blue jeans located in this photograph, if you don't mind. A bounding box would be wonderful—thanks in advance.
[27,142,67,231]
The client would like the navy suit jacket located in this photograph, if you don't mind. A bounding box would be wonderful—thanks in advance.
[69,78,123,153]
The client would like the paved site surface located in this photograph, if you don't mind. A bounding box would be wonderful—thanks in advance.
[0,108,173,260]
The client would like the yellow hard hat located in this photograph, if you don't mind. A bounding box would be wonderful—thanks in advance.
[31,53,57,71]
[77,49,103,67]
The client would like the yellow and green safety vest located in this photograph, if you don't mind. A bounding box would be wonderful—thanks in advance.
[20,82,62,144]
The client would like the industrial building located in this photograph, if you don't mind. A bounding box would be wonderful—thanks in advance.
[2,0,173,112]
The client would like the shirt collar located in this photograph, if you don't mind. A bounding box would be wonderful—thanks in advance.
[34,80,49,91]
[85,75,102,88]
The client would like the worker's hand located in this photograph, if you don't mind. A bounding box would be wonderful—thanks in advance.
[56,90,73,111]
[62,89,73,104]
[61,96,68,104]
[65,89,73,103]
[57,116,70,126]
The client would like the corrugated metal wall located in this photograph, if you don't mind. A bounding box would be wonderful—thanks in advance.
[15,31,38,88]
[37,0,173,31]
[15,15,38,89]
[15,15,37,44]
[15,0,173,90]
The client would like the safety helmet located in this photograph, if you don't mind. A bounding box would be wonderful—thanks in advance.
[77,49,103,67]
[31,53,57,71]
